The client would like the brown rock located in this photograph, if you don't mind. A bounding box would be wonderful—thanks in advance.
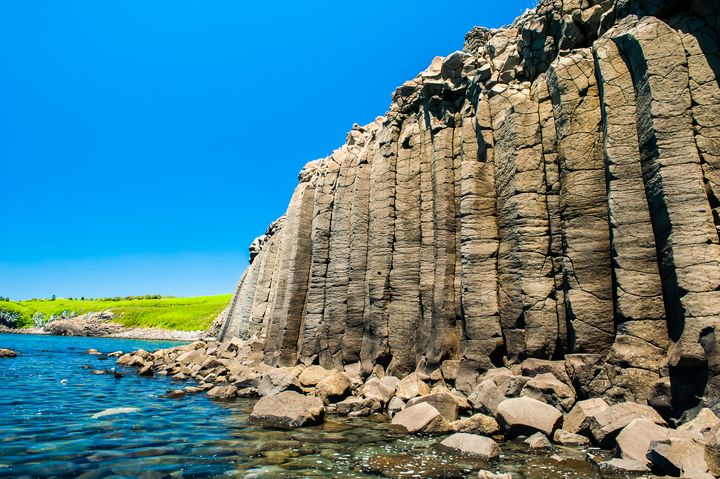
[437,433,500,460]
[391,402,451,434]
[589,402,666,447]
[0,348,17,358]
[249,391,325,429]
[496,397,563,436]
[450,413,500,435]
[563,398,609,435]
[206,385,237,400]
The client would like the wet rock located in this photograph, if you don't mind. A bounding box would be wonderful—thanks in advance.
[589,401,665,447]
[249,391,324,429]
[391,402,451,434]
[563,398,608,435]
[206,385,237,400]
[91,407,139,419]
[598,458,649,473]
[393,373,431,401]
[166,389,185,399]
[524,432,552,449]
[183,386,203,394]
[87,348,102,355]
[257,368,302,397]
[361,453,470,479]
[451,413,500,435]
[647,438,710,478]
[107,351,123,357]
[496,397,562,436]
[0,348,17,358]
[477,471,512,479]
[437,433,500,460]
[552,429,589,446]
[520,373,576,412]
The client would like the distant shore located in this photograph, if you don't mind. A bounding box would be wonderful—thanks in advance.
[0,325,204,342]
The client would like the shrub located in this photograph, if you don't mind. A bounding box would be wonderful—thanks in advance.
[32,312,47,328]
[0,308,21,328]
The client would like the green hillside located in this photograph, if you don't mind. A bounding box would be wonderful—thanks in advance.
[0,294,231,331]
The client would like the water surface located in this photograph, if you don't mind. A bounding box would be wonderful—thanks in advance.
[0,334,616,478]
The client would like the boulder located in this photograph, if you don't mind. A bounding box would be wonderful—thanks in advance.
[616,418,702,464]
[360,377,395,403]
[521,359,572,386]
[647,438,710,478]
[249,391,325,429]
[598,458,649,473]
[521,373,576,412]
[391,402,451,434]
[257,368,302,397]
[298,365,331,387]
[335,396,382,416]
[552,429,589,446]
[0,348,17,358]
[406,391,464,421]
[451,413,500,435]
[680,408,720,437]
[91,407,139,419]
[563,398,608,435]
[437,433,500,460]
[314,371,352,403]
[477,471,512,479]
[524,432,552,449]
[589,401,666,447]
[166,389,185,399]
[705,423,720,476]
[469,369,530,415]
[388,397,405,414]
[496,397,562,436]
[206,385,237,400]
[394,373,431,401]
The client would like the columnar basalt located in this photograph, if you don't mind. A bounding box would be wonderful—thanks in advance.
[220,0,720,418]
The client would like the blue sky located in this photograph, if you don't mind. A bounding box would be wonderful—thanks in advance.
[0,1,532,300]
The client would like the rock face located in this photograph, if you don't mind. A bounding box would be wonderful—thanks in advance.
[219,0,720,419]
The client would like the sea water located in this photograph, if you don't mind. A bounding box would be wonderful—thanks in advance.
[0,334,613,479]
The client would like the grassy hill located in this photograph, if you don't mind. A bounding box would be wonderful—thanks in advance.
[0,294,231,331]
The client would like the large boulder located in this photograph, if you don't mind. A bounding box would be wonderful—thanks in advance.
[249,391,325,429]
[314,371,352,403]
[298,365,331,387]
[524,432,552,449]
[206,385,237,400]
[406,391,465,421]
[647,438,711,478]
[451,413,500,435]
[496,397,563,436]
[520,373,576,412]
[257,368,302,397]
[0,348,17,358]
[391,402,451,434]
[589,401,666,446]
[469,369,530,415]
[437,433,500,460]
[616,418,702,464]
[563,398,609,435]
[394,373,431,401]
[680,408,720,437]
[360,377,396,403]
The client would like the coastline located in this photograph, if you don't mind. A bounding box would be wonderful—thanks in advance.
[0,325,203,342]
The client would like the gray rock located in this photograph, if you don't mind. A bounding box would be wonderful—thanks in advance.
[437,433,500,460]
[257,368,302,397]
[249,391,325,429]
[496,397,563,436]
[589,402,665,447]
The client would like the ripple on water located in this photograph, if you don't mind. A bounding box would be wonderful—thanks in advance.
[0,334,616,478]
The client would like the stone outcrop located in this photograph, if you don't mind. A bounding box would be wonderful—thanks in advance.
[219,0,720,421]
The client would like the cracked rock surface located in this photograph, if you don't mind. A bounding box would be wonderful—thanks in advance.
[219,0,720,418]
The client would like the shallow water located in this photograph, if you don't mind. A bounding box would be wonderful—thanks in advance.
[0,334,619,479]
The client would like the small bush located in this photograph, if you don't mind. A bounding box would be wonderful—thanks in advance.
[0,307,21,328]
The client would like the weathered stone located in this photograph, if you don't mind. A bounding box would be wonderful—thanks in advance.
[0,348,17,358]
[257,368,302,397]
[589,402,666,447]
[524,432,552,449]
[552,429,589,446]
[249,391,325,429]
[406,391,464,421]
[206,385,237,400]
[563,398,608,436]
[360,377,396,404]
[391,402,451,434]
[616,418,701,464]
[680,408,720,437]
[598,458,649,474]
[314,371,352,403]
[469,370,531,415]
[496,397,562,436]
[647,438,710,478]
[521,373,576,412]
[451,413,500,435]
[437,433,500,460]
[393,373,431,401]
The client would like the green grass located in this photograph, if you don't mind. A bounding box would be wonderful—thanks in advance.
[0,294,231,331]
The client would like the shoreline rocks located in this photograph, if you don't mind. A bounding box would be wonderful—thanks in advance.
[0,348,17,358]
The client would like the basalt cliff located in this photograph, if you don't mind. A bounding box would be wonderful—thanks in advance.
[219,0,720,419]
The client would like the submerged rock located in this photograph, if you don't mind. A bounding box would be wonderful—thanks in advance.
[0,348,17,358]
[91,407,139,419]
[249,391,325,429]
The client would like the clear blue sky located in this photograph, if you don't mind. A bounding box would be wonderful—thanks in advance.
[0,1,532,300]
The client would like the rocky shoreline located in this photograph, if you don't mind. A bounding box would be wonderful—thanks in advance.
[0,321,203,342]
[117,337,720,478]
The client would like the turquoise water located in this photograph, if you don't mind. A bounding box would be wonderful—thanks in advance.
[0,334,612,479]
